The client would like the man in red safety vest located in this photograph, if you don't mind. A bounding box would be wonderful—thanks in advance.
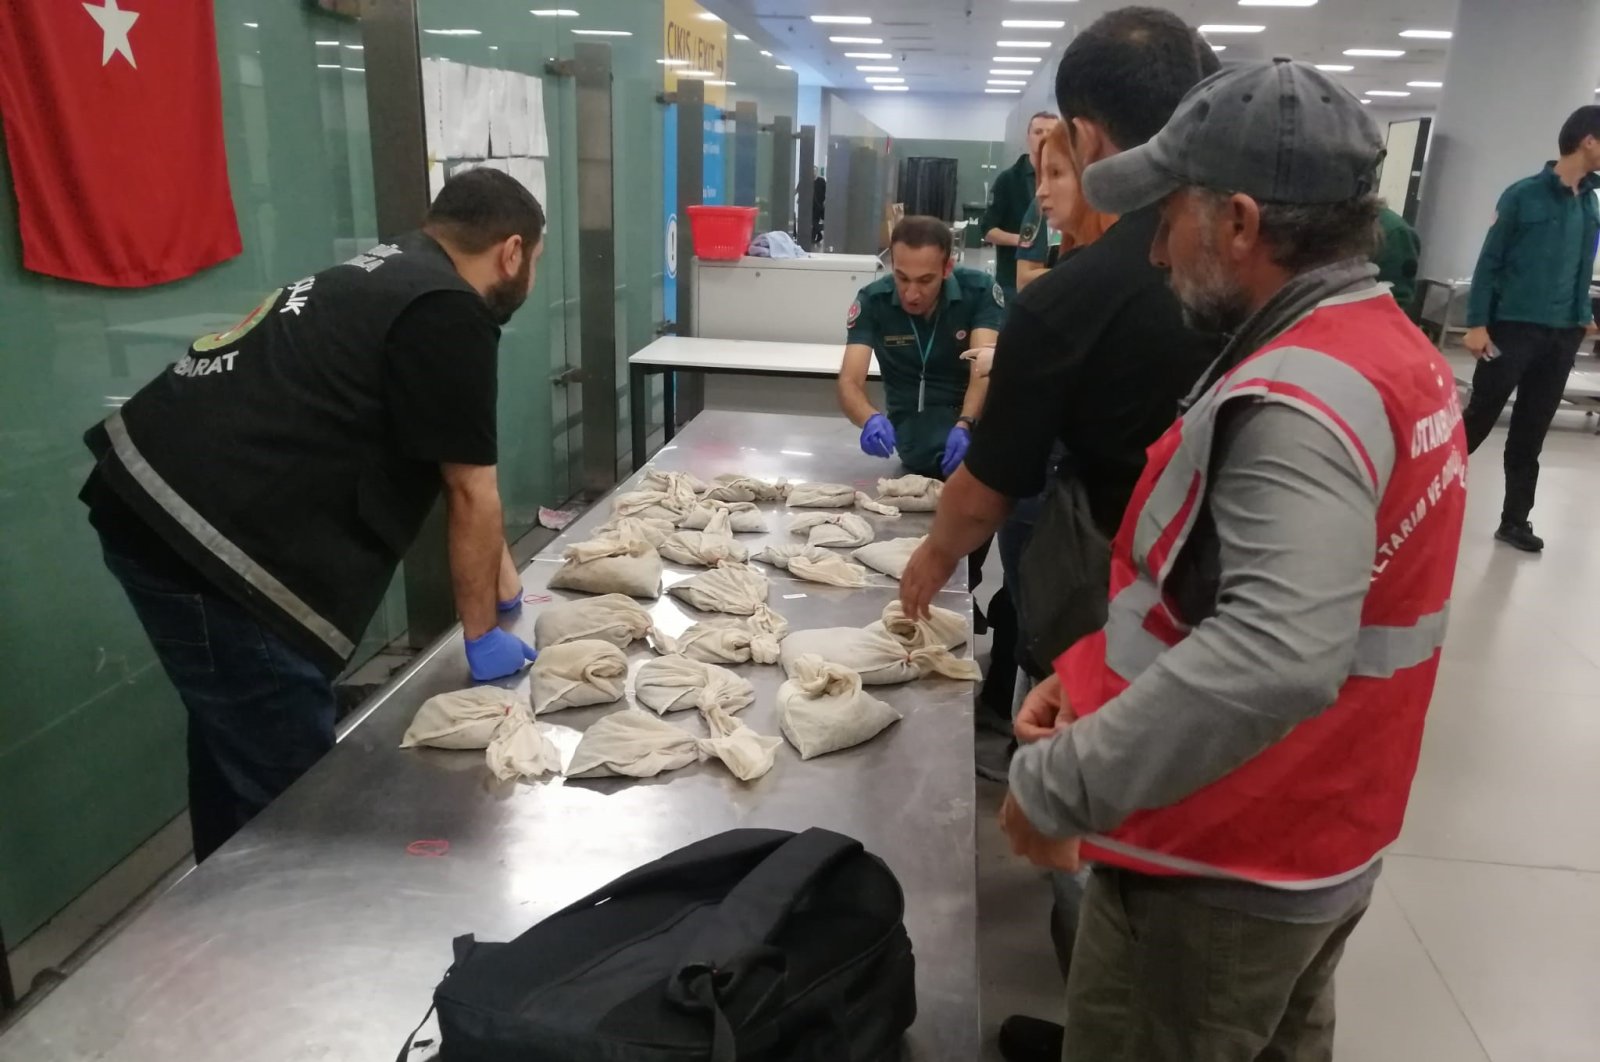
[999,59,1468,1058]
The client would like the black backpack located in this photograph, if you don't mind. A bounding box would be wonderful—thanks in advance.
[409,827,916,1061]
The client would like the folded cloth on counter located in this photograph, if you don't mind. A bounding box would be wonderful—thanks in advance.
[634,655,755,715]
[777,654,902,760]
[786,482,857,508]
[530,639,630,715]
[851,537,926,580]
[548,536,663,599]
[651,608,790,665]
[595,515,677,549]
[680,500,769,534]
[484,705,564,781]
[658,530,750,568]
[875,475,943,512]
[534,594,656,650]
[400,686,522,749]
[668,562,770,615]
[789,511,877,549]
[753,544,870,588]
[565,707,779,782]
[640,469,709,496]
[779,601,980,685]
[855,492,900,517]
[704,474,790,503]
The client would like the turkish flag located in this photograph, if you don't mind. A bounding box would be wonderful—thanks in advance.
[0,0,241,287]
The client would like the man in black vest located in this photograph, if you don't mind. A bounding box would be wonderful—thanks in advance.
[80,170,544,861]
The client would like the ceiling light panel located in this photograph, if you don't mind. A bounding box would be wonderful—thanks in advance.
[1345,48,1405,57]
[1399,29,1452,39]
[830,36,883,43]
[811,15,872,24]
[1002,20,1066,29]
[1198,25,1266,33]
[996,40,1054,48]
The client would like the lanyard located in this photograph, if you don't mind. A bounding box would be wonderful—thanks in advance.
[907,306,943,413]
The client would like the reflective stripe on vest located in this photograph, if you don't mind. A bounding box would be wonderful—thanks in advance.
[1083,834,1384,890]
[105,411,358,660]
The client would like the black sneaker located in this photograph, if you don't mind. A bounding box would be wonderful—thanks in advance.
[998,1015,1065,1062]
[1495,521,1545,552]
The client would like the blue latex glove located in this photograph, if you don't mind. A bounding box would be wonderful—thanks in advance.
[860,413,897,459]
[940,425,971,478]
[497,589,524,614]
[465,627,538,682]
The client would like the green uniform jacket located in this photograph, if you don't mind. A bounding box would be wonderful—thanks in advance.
[981,154,1035,292]
[1466,163,1600,329]
[1373,207,1421,312]
[847,266,1007,477]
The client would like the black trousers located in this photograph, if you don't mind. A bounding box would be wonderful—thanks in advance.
[1462,321,1584,525]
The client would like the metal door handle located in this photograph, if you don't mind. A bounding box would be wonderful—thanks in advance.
[552,367,587,386]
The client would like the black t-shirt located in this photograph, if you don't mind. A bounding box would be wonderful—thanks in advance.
[965,205,1221,534]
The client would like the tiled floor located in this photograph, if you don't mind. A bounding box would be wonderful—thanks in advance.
[974,407,1600,1061]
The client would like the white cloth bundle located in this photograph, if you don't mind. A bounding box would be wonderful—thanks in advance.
[679,500,768,534]
[484,705,564,781]
[533,594,655,650]
[530,639,630,715]
[565,707,779,782]
[641,469,709,496]
[668,562,770,615]
[659,530,750,568]
[876,475,943,512]
[786,482,857,508]
[634,655,755,715]
[778,601,980,684]
[851,537,926,580]
[548,536,663,599]
[753,544,869,588]
[788,512,877,549]
[855,492,900,517]
[705,474,790,503]
[611,490,688,523]
[400,686,521,749]
[595,515,676,548]
[653,608,790,665]
[777,654,902,760]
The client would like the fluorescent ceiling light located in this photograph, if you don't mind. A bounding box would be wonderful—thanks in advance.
[996,40,1054,48]
[1399,28,1452,39]
[243,22,258,28]
[988,79,1027,86]
[1314,63,1354,71]
[423,28,481,36]
[530,8,578,15]
[1360,99,1370,104]
[991,68,1032,76]
[857,65,899,72]
[487,45,499,50]
[1211,44,1226,52]
[697,12,721,21]
[571,29,632,36]
[993,55,1043,62]
[316,40,339,46]
[734,34,749,41]
[811,15,872,24]
[760,50,773,56]
[317,63,340,69]
[776,64,793,70]
[657,58,689,65]
[873,85,909,92]
[1345,48,1404,57]
[1002,19,1066,29]
[344,67,365,73]
[830,36,882,43]
[1365,89,1410,97]
[1239,0,1316,5]
[987,88,1023,94]
[1407,80,1443,88]
[1199,24,1266,33]
[865,76,904,83]
[345,43,363,50]
[845,52,891,58]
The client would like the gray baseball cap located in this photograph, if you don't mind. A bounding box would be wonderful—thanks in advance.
[1081,58,1385,214]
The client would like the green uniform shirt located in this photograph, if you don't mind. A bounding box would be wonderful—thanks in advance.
[1373,207,1421,312]
[847,266,1006,477]
[981,154,1035,292]
[1466,162,1600,329]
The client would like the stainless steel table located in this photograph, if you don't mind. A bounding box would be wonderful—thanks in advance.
[1,412,980,1061]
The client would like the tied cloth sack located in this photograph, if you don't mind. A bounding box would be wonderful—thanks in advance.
[634,655,755,716]
[530,640,630,716]
[789,512,876,550]
[753,544,869,588]
[400,688,561,781]
[704,473,790,503]
[640,469,709,496]
[595,515,677,549]
[548,536,664,599]
[875,475,942,512]
[679,500,769,534]
[565,707,780,782]
[533,594,655,650]
[659,530,750,569]
[786,482,857,509]
[668,562,770,616]
[855,492,900,517]
[653,608,790,665]
[779,600,981,685]
[852,536,925,581]
[777,655,902,760]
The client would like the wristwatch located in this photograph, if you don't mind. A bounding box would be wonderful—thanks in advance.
[957,416,977,429]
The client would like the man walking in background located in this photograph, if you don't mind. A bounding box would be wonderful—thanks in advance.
[983,112,1057,300]
[1460,105,1600,552]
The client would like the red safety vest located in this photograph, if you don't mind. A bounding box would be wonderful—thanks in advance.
[1060,289,1468,888]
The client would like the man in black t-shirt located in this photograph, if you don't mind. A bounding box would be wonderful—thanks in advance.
[897,11,1220,1060]
[81,170,545,861]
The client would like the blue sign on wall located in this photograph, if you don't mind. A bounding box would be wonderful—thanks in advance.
[663,103,728,324]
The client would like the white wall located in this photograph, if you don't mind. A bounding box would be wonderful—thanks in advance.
[827,91,1015,142]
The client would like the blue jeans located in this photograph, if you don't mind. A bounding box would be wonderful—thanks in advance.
[98,531,335,861]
